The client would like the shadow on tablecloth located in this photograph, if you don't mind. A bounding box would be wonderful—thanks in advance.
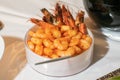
[0,36,27,80]
[85,17,109,65]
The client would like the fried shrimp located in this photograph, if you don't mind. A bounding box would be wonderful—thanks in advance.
[83,35,92,44]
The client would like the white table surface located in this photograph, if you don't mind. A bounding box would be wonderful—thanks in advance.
[0,0,120,80]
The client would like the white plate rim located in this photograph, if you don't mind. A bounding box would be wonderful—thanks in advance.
[0,35,5,60]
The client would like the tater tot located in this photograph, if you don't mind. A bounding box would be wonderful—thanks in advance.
[31,37,42,45]
[28,31,37,37]
[72,32,82,39]
[36,32,47,38]
[27,40,35,50]
[43,39,54,49]
[56,50,66,57]
[73,46,82,54]
[79,39,90,50]
[69,38,79,46]
[61,25,71,32]
[63,30,77,37]
[35,45,43,55]
[44,47,53,56]
[50,54,59,59]
[65,47,75,56]
[52,29,61,38]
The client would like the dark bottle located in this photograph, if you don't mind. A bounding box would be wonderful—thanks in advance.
[83,0,120,31]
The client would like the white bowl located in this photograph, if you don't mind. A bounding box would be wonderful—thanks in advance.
[24,25,94,77]
[0,35,5,60]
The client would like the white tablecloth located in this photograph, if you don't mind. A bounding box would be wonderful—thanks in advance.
[0,0,120,80]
